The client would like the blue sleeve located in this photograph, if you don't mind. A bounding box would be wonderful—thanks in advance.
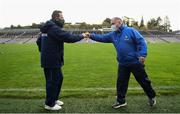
[49,26,83,43]
[90,32,112,43]
[132,28,147,57]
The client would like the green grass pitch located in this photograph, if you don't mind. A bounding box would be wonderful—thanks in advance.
[0,43,180,112]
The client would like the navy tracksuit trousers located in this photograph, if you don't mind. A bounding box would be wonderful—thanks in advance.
[117,63,156,102]
[43,68,63,107]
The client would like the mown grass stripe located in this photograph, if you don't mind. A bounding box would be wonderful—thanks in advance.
[0,86,179,92]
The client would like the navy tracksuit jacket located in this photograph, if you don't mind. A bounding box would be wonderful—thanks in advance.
[38,20,83,106]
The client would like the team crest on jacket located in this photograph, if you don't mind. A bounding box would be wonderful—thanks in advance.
[124,35,129,40]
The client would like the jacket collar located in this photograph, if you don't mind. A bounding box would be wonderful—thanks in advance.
[119,24,126,31]
[115,24,126,33]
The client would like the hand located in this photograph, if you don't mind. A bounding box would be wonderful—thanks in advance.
[139,56,145,64]
[82,33,87,38]
[82,32,90,42]
[82,32,90,38]
[85,32,90,38]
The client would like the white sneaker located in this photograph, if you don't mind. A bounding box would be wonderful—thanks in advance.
[55,100,64,106]
[44,104,62,110]
[149,97,156,106]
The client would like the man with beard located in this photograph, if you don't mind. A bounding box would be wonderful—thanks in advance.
[37,10,87,110]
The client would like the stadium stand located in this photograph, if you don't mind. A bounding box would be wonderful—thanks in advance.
[139,30,151,35]
[0,29,180,44]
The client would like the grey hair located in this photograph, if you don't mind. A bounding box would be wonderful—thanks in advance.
[111,17,122,22]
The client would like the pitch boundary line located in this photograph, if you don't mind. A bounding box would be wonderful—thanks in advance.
[0,86,179,92]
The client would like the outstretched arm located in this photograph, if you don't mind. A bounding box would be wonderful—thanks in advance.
[49,27,85,43]
[89,32,113,43]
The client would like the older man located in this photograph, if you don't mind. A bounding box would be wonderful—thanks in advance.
[86,17,156,108]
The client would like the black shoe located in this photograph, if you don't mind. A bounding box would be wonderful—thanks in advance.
[112,101,127,109]
[149,97,156,106]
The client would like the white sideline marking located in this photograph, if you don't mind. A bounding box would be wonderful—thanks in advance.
[0,86,179,92]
